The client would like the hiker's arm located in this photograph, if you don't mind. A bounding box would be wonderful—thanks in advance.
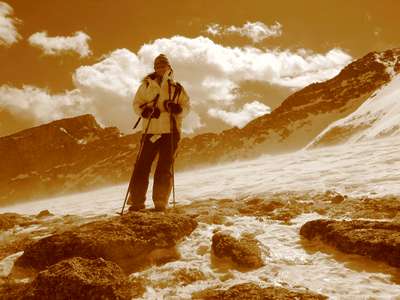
[132,83,147,116]
[178,86,190,117]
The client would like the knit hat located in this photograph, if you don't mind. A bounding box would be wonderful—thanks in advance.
[154,53,170,68]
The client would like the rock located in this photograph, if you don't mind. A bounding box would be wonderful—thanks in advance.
[300,219,400,267]
[0,279,30,300]
[321,190,346,204]
[0,213,35,231]
[21,257,139,300]
[192,282,327,299]
[238,198,284,215]
[15,212,197,273]
[36,210,53,218]
[330,195,345,204]
[211,232,264,270]
[172,268,207,286]
[327,196,400,219]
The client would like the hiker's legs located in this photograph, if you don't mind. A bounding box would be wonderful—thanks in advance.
[152,133,180,210]
[128,134,158,208]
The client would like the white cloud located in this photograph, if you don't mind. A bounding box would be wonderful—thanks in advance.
[28,31,92,57]
[138,35,352,91]
[208,101,270,128]
[206,21,282,43]
[0,1,21,46]
[72,49,149,131]
[0,35,352,137]
[205,24,222,36]
[0,85,93,135]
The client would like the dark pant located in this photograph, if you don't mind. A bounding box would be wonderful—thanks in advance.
[128,132,179,209]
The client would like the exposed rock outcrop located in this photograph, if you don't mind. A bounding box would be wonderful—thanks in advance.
[192,282,328,300]
[211,232,264,270]
[300,219,400,267]
[0,213,36,231]
[15,211,197,273]
[21,257,140,300]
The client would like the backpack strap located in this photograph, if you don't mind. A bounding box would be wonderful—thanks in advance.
[171,82,182,103]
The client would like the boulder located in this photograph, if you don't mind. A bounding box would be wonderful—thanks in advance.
[211,232,264,270]
[15,212,197,273]
[0,213,35,231]
[300,219,400,267]
[36,210,53,218]
[21,257,140,300]
[192,282,327,299]
[172,268,207,286]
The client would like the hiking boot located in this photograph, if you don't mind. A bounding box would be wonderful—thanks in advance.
[128,204,145,212]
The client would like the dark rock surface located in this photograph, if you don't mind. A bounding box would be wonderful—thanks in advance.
[192,282,327,300]
[211,232,264,270]
[21,257,139,300]
[36,210,53,218]
[300,219,400,267]
[15,211,197,273]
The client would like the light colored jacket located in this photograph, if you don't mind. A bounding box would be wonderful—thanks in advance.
[132,70,190,134]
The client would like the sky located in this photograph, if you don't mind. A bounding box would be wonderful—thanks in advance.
[0,0,399,137]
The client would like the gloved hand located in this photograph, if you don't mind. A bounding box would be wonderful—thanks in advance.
[141,106,160,119]
[163,100,182,114]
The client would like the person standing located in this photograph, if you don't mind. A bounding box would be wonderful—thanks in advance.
[127,54,190,211]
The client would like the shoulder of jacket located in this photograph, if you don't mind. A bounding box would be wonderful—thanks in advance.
[141,72,157,87]
[170,81,184,91]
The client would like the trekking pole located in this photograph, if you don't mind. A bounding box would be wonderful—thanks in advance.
[170,113,177,209]
[119,95,159,215]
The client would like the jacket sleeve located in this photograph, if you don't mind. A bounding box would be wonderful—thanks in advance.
[177,86,190,117]
[132,82,148,116]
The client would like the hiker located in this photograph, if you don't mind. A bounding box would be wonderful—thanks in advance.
[127,53,190,212]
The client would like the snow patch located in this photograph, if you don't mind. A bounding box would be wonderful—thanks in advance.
[307,74,400,148]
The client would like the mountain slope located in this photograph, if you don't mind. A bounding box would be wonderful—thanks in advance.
[306,73,400,148]
[1,48,399,204]
[177,48,400,164]
[0,115,141,204]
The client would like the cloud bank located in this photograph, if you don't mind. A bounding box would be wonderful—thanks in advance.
[206,21,282,43]
[0,35,352,137]
[0,1,21,46]
[208,101,271,128]
[28,31,92,57]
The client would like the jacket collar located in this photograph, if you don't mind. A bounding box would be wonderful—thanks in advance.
[144,69,176,87]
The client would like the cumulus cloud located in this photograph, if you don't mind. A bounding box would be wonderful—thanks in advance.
[0,85,94,136]
[28,31,92,57]
[0,35,353,137]
[0,1,21,46]
[138,35,352,91]
[208,101,270,128]
[206,21,282,43]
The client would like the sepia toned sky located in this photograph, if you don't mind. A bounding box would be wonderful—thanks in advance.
[1,0,399,137]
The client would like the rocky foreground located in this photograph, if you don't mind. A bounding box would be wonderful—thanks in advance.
[0,191,399,299]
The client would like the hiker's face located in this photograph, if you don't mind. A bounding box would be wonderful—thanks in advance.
[155,63,170,78]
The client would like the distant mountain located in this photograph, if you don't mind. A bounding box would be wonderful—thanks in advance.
[306,73,400,148]
[1,48,399,205]
[178,48,400,164]
[0,115,141,204]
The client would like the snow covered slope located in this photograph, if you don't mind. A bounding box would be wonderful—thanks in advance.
[2,135,399,217]
[306,74,400,148]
